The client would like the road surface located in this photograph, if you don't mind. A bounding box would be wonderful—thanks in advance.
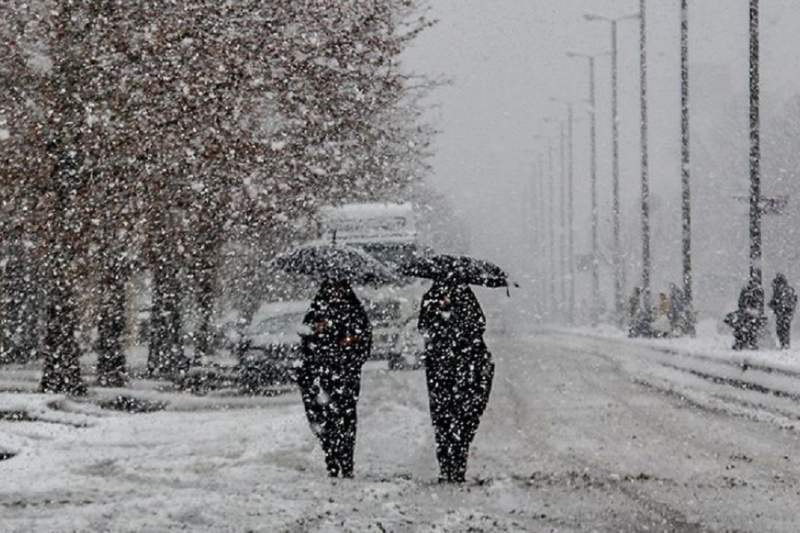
[1,333,799,531]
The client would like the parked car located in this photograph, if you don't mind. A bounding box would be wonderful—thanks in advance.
[236,300,309,394]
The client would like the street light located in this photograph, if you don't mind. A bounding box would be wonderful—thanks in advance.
[545,114,567,321]
[680,0,695,335]
[566,50,607,325]
[533,132,557,319]
[584,9,640,328]
[550,97,577,325]
[747,0,766,344]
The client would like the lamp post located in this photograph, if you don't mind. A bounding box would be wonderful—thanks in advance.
[555,118,567,319]
[680,0,695,335]
[749,0,762,292]
[550,97,577,324]
[566,51,606,325]
[584,10,640,327]
[638,0,653,334]
[547,136,557,319]
[536,154,547,318]
[534,133,557,319]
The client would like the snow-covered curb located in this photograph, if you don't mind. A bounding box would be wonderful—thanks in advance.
[551,324,800,407]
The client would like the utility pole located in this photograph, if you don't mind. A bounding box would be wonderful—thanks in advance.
[559,120,567,319]
[680,0,695,335]
[611,18,623,326]
[566,51,605,325]
[749,0,762,291]
[533,136,554,319]
[550,97,577,325]
[585,10,639,327]
[567,102,575,325]
[639,0,653,333]
[548,139,556,319]
[589,58,599,325]
[537,155,547,318]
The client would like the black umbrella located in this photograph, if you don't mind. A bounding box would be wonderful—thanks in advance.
[272,243,398,285]
[400,254,512,288]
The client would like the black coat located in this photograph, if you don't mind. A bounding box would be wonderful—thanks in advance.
[769,277,797,318]
[301,281,372,369]
[419,281,488,363]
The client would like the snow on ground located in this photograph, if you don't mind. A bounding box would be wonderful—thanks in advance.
[2,333,800,531]
[570,318,800,375]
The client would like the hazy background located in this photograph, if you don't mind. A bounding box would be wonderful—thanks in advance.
[403,0,800,325]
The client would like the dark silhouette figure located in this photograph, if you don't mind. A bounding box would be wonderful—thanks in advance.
[668,283,685,335]
[297,280,371,478]
[768,273,797,349]
[725,281,766,350]
[627,287,652,338]
[418,281,494,483]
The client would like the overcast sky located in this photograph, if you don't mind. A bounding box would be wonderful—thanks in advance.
[403,0,800,295]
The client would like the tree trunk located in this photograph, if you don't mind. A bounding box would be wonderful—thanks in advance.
[195,268,216,361]
[40,253,86,395]
[147,259,186,377]
[1,241,42,364]
[96,257,128,387]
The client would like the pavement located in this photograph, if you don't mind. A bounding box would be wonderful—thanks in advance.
[1,333,799,532]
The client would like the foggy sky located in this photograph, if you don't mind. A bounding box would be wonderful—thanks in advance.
[403,0,800,319]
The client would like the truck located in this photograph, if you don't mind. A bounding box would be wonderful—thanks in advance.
[318,202,430,368]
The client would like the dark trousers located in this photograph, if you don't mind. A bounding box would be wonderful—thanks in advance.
[297,362,361,477]
[777,315,793,349]
[425,356,494,482]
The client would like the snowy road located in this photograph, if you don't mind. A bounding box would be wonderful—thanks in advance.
[2,334,800,531]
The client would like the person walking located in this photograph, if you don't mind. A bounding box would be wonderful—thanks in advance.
[418,280,494,483]
[296,279,372,478]
[768,273,797,349]
[725,281,766,350]
[668,283,685,335]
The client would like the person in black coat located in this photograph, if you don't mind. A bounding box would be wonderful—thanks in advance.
[297,279,372,478]
[768,273,797,349]
[725,281,766,350]
[418,280,494,483]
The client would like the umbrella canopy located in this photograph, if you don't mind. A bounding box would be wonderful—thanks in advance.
[271,243,398,285]
[400,254,510,288]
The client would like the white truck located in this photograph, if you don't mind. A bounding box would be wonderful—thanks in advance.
[318,202,429,368]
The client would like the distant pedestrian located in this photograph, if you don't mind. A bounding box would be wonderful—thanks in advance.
[419,280,494,483]
[725,281,765,350]
[668,283,685,335]
[628,287,643,337]
[650,291,672,338]
[297,280,372,478]
[768,273,797,349]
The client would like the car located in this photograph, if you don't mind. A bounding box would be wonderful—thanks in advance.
[235,300,309,393]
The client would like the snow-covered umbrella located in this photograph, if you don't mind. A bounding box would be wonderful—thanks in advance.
[271,243,399,286]
[400,254,512,288]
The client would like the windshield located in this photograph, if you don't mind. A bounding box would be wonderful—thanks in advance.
[252,313,305,336]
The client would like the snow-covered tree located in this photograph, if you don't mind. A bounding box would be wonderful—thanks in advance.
[0,0,434,390]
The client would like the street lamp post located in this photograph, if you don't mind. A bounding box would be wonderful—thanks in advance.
[680,0,695,335]
[547,137,557,319]
[567,51,605,325]
[585,10,640,327]
[534,133,557,319]
[567,103,575,324]
[749,0,762,291]
[537,155,547,317]
[639,0,653,333]
[558,120,567,318]
[550,98,577,325]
